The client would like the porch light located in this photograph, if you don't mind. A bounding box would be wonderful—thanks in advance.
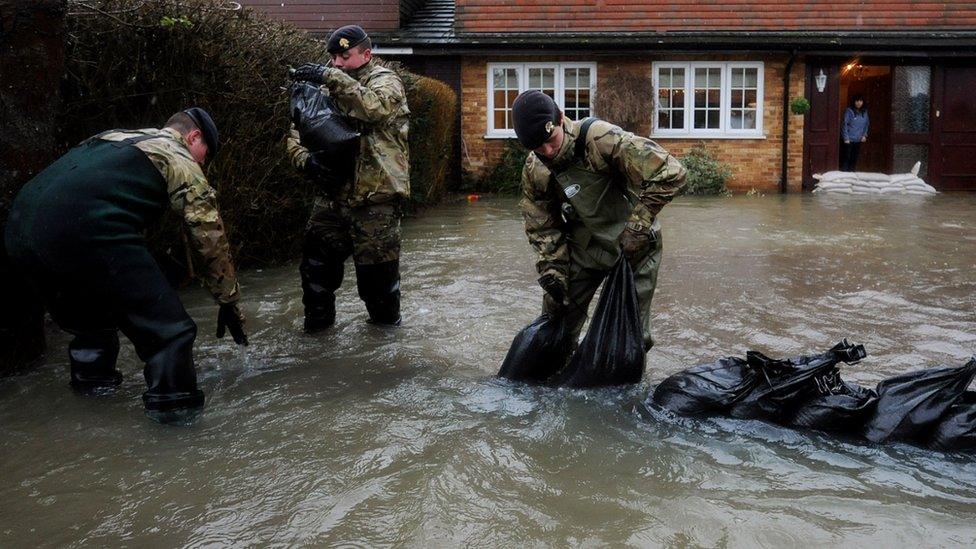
[815,69,827,93]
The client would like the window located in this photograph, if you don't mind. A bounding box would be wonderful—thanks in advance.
[653,62,764,138]
[487,62,597,137]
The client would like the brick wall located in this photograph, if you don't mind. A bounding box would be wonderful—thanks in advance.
[461,54,806,193]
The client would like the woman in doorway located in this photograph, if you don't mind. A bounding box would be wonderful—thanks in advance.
[841,94,869,171]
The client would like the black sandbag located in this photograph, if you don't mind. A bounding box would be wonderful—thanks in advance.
[789,371,878,433]
[290,82,360,156]
[551,257,644,388]
[729,340,867,423]
[650,356,760,415]
[929,391,976,452]
[497,314,573,383]
[863,357,976,444]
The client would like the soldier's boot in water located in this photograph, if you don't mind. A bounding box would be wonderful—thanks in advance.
[68,331,123,392]
[141,322,205,424]
[355,260,401,326]
[299,241,346,334]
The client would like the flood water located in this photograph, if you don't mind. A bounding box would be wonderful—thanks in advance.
[2,194,975,546]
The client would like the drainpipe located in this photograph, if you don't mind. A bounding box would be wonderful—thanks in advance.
[781,51,797,193]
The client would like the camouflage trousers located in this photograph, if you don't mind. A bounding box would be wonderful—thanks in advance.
[304,196,402,265]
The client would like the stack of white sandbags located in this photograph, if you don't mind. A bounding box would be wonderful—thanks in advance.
[812,161,937,195]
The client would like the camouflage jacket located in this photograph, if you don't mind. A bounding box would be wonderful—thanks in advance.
[99,128,241,304]
[519,117,686,281]
[286,59,410,205]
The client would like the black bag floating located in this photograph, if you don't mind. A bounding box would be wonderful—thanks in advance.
[290,82,360,156]
[789,373,878,433]
[729,340,867,423]
[863,357,976,444]
[929,391,976,451]
[497,314,573,383]
[550,257,645,388]
[650,356,759,415]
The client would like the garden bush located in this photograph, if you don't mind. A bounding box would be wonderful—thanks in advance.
[679,142,733,196]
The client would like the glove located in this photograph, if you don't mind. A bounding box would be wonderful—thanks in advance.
[304,154,337,183]
[216,302,248,346]
[291,62,328,84]
[538,273,568,311]
[617,227,654,269]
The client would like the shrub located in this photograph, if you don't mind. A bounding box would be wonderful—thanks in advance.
[790,97,811,115]
[594,69,653,135]
[475,140,528,195]
[679,142,733,196]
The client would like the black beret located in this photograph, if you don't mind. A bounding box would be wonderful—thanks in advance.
[183,107,219,155]
[512,90,560,150]
[327,25,369,54]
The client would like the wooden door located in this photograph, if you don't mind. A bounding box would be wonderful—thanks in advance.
[933,66,976,190]
[803,62,841,190]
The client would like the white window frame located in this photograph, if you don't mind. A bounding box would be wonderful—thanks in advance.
[486,62,598,138]
[652,61,765,139]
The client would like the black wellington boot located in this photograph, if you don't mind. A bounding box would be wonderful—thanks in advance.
[300,240,346,334]
[68,331,123,393]
[141,325,205,424]
[355,260,402,326]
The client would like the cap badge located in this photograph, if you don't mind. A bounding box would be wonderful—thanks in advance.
[339,37,350,48]
[544,120,554,134]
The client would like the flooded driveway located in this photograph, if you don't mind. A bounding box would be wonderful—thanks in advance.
[2,194,975,546]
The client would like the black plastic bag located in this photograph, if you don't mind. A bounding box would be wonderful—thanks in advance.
[789,372,878,433]
[863,357,976,444]
[729,340,867,423]
[290,82,360,156]
[497,314,573,383]
[550,257,645,388]
[929,391,976,451]
[650,356,759,415]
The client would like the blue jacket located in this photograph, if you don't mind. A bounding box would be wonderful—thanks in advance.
[843,107,870,142]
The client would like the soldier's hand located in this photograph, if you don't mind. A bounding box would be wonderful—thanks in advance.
[538,273,568,310]
[304,155,344,187]
[291,62,328,84]
[618,227,654,269]
[216,302,248,346]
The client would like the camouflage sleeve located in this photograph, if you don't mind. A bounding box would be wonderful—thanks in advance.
[519,156,569,284]
[591,123,687,233]
[166,164,241,304]
[322,68,406,125]
[286,123,310,171]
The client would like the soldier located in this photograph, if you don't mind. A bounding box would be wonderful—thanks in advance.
[4,108,247,422]
[288,25,410,332]
[513,90,686,353]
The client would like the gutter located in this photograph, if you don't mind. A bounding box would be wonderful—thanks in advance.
[781,51,797,194]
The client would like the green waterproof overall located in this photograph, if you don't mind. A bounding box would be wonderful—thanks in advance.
[4,135,204,412]
[545,121,663,352]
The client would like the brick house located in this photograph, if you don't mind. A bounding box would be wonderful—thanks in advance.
[242,0,976,191]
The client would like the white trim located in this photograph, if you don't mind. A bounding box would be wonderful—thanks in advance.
[372,47,413,55]
[651,61,764,139]
[485,61,598,137]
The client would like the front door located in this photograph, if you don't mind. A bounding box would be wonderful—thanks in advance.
[802,62,840,189]
[933,66,976,190]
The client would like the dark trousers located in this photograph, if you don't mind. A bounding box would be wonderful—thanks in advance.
[7,242,202,411]
[841,142,862,172]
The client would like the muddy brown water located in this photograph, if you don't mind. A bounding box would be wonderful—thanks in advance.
[1,194,975,546]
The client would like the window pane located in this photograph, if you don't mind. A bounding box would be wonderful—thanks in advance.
[695,68,708,88]
[893,66,931,133]
[673,68,685,87]
[578,68,591,87]
[493,69,505,88]
[658,111,671,129]
[743,68,758,88]
[494,110,506,129]
[744,90,757,106]
[660,71,671,88]
[659,90,671,109]
[673,89,684,108]
[694,109,706,128]
[730,110,743,129]
[731,89,744,107]
[565,68,578,89]
[732,69,743,88]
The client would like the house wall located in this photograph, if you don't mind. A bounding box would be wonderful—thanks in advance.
[238,0,400,35]
[461,54,805,193]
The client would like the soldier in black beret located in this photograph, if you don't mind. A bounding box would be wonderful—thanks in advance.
[287,25,410,331]
[514,89,687,358]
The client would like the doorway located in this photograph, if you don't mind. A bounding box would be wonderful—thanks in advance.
[839,63,891,173]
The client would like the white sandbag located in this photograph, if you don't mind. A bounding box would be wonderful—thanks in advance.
[814,171,851,181]
[815,182,853,191]
[852,180,889,189]
[879,186,905,194]
[905,182,938,193]
[892,177,926,186]
[890,174,920,184]
[854,172,890,183]
[852,188,878,195]
[821,186,854,195]
[905,189,936,196]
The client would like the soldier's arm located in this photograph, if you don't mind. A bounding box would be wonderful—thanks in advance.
[286,123,311,170]
[592,124,687,232]
[322,68,405,125]
[166,163,241,304]
[519,157,569,283]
